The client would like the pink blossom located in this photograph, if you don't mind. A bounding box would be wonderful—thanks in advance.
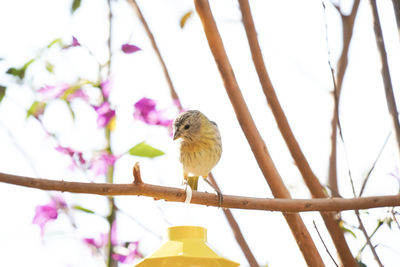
[55,145,86,167]
[37,84,69,100]
[100,79,112,99]
[90,151,117,176]
[66,89,89,102]
[72,36,80,47]
[121,43,141,54]
[112,241,142,264]
[32,195,67,236]
[83,233,108,249]
[133,97,173,127]
[93,102,116,128]
[111,220,118,246]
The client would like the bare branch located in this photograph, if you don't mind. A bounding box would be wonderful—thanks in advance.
[355,210,384,267]
[126,0,183,110]
[1,172,399,212]
[194,0,324,265]
[133,162,143,184]
[313,221,339,267]
[239,0,356,265]
[370,0,400,156]
[208,173,258,267]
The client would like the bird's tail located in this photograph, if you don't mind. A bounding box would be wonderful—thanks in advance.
[187,176,199,191]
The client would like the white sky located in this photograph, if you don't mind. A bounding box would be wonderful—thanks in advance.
[0,0,399,266]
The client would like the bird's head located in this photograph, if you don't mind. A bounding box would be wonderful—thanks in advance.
[173,110,204,142]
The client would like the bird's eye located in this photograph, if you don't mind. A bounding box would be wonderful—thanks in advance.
[184,124,190,130]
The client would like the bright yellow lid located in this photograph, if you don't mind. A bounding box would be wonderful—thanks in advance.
[134,226,240,267]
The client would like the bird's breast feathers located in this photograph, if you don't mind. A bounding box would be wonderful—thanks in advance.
[180,138,222,177]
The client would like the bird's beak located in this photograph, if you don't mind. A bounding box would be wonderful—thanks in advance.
[173,130,180,140]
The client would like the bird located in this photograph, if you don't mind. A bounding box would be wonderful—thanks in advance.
[173,110,223,204]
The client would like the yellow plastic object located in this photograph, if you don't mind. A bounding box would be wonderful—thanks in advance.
[135,226,240,267]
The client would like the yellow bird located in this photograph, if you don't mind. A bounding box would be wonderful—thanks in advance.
[173,110,222,203]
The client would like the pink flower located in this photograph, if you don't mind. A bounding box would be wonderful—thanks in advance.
[72,36,80,47]
[37,84,69,100]
[55,145,86,168]
[66,89,89,102]
[100,79,112,99]
[32,195,67,236]
[133,97,173,127]
[90,151,117,176]
[93,102,116,128]
[112,241,142,264]
[83,233,108,249]
[121,43,141,54]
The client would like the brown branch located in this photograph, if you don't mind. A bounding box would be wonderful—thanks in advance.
[125,1,255,262]
[208,173,258,267]
[313,221,339,267]
[355,210,384,267]
[133,162,143,184]
[127,0,183,111]
[191,1,323,265]
[370,0,400,156]
[1,172,400,212]
[328,0,360,196]
[238,0,356,265]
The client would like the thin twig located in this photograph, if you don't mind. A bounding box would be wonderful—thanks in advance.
[126,0,183,111]
[313,221,339,267]
[355,210,384,267]
[327,0,360,197]
[359,132,391,197]
[194,0,324,265]
[208,173,258,267]
[132,162,143,184]
[239,0,355,265]
[370,0,400,157]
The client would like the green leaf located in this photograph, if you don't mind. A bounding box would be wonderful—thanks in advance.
[129,141,165,158]
[357,260,367,267]
[27,101,46,119]
[47,38,63,48]
[0,86,6,103]
[45,62,54,73]
[180,10,193,28]
[72,205,95,214]
[71,0,82,13]
[6,58,35,80]
[342,225,357,239]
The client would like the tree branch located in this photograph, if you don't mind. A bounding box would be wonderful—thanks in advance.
[238,0,356,265]
[208,173,258,267]
[1,171,399,212]
[370,0,400,156]
[126,0,183,111]
[327,0,360,196]
[194,0,325,265]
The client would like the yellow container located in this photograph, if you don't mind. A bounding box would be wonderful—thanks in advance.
[134,226,240,267]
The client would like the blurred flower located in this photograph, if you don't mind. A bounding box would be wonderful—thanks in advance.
[100,79,112,99]
[121,43,141,54]
[63,36,81,49]
[112,241,142,264]
[133,97,173,127]
[55,145,86,168]
[32,195,67,236]
[72,36,80,47]
[37,84,69,100]
[83,233,108,249]
[111,220,118,246]
[93,102,116,128]
[90,151,117,176]
[66,88,89,102]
